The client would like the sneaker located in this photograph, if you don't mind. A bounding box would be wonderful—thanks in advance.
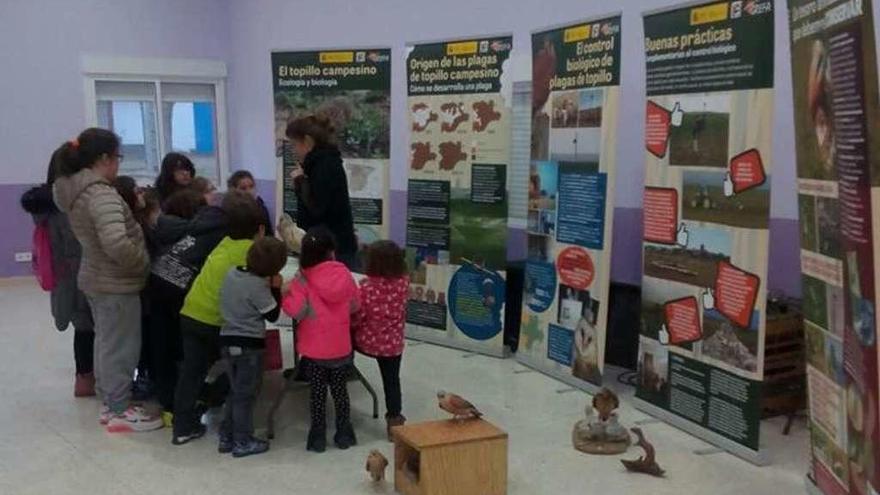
[218,434,234,454]
[75,373,96,398]
[334,422,358,450]
[306,427,326,453]
[232,438,270,458]
[106,406,163,433]
[161,411,174,429]
[172,423,207,445]
[99,405,112,425]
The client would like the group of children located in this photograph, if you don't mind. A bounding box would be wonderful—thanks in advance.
[32,136,410,458]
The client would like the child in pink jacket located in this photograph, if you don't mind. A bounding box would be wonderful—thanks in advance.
[352,240,409,441]
[282,227,359,453]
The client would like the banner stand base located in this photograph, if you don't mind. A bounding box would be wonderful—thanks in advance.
[631,397,769,466]
[404,331,508,359]
[513,354,603,396]
[804,476,822,495]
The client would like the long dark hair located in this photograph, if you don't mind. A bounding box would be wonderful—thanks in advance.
[155,152,195,201]
[300,227,337,269]
[113,176,139,213]
[164,188,206,219]
[55,128,120,177]
[285,114,336,148]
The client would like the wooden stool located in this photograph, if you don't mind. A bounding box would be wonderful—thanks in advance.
[392,419,507,495]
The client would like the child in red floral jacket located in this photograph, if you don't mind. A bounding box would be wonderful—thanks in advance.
[352,240,409,441]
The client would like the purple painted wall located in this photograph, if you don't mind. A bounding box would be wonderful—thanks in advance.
[0,184,39,277]
[0,0,230,276]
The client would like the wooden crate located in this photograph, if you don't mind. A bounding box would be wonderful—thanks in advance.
[392,419,508,495]
[761,302,806,418]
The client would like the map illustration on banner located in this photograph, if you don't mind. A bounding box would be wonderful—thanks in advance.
[634,0,774,462]
[405,35,512,356]
[788,0,880,493]
[271,49,391,245]
[517,14,621,389]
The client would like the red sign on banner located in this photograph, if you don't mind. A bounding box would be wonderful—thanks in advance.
[714,261,760,328]
[663,296,702,344]
[643,187,679,244]
[729,149,766,194]
[557,247,595,290]
[646,101,672,158]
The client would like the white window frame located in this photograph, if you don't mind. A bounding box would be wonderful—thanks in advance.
[81,55,230,185]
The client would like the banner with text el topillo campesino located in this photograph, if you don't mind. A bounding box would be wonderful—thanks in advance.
[271,49,391,245]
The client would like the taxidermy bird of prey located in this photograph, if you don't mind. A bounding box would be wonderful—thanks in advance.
[437,390,482,419]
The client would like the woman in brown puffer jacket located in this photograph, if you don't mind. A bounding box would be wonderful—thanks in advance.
[52,128,161,433]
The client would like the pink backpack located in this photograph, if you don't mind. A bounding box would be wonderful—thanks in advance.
[32,220,56,291]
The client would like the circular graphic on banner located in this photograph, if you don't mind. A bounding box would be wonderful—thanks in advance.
[557,247,594,290]
[525,260,557,313]
[448,264,506,341]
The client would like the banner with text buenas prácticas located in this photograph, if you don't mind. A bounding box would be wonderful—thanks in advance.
[404,36,512,357]
[517,14,621,391]
[271,49,391,246]
[634,0,774,464]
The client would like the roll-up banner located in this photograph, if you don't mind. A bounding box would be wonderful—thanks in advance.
[404,35,512,357]
[788,0,880,492]
[516,14,622,391]
[634,0,775,466]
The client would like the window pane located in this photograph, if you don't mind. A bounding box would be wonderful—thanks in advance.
[162,83,219,185]
[95,82,160,182]
[510,81,531,223]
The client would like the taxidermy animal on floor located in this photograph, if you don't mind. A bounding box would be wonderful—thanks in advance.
[437,390,482,419]
[621,427,665,477]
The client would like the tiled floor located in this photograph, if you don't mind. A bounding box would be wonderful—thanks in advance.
[0,279,810,494]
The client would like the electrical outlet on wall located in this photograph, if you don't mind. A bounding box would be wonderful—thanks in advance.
[14,252,32,263]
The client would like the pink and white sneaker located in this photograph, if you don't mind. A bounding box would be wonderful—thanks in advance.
[106,405,163,433]
[99,405,112,425]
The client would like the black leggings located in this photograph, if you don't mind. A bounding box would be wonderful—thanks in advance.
[149,290,185,411]
[309,363,351,430]
[74,330,94,375]
[375,355,402,417]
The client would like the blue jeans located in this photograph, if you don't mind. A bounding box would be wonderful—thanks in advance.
[220,347,264,442]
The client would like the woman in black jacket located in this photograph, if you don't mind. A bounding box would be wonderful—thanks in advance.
[286,115,358,270]
[20,151,95,397]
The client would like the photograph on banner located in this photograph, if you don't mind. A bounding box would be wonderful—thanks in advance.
[518,14,621,388]
[635,0,774,456]
[788,0,880,492]
[270,49,391,244]
[405,35,512,355]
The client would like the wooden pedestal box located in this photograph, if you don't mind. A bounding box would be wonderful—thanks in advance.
[392,419,508,495]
